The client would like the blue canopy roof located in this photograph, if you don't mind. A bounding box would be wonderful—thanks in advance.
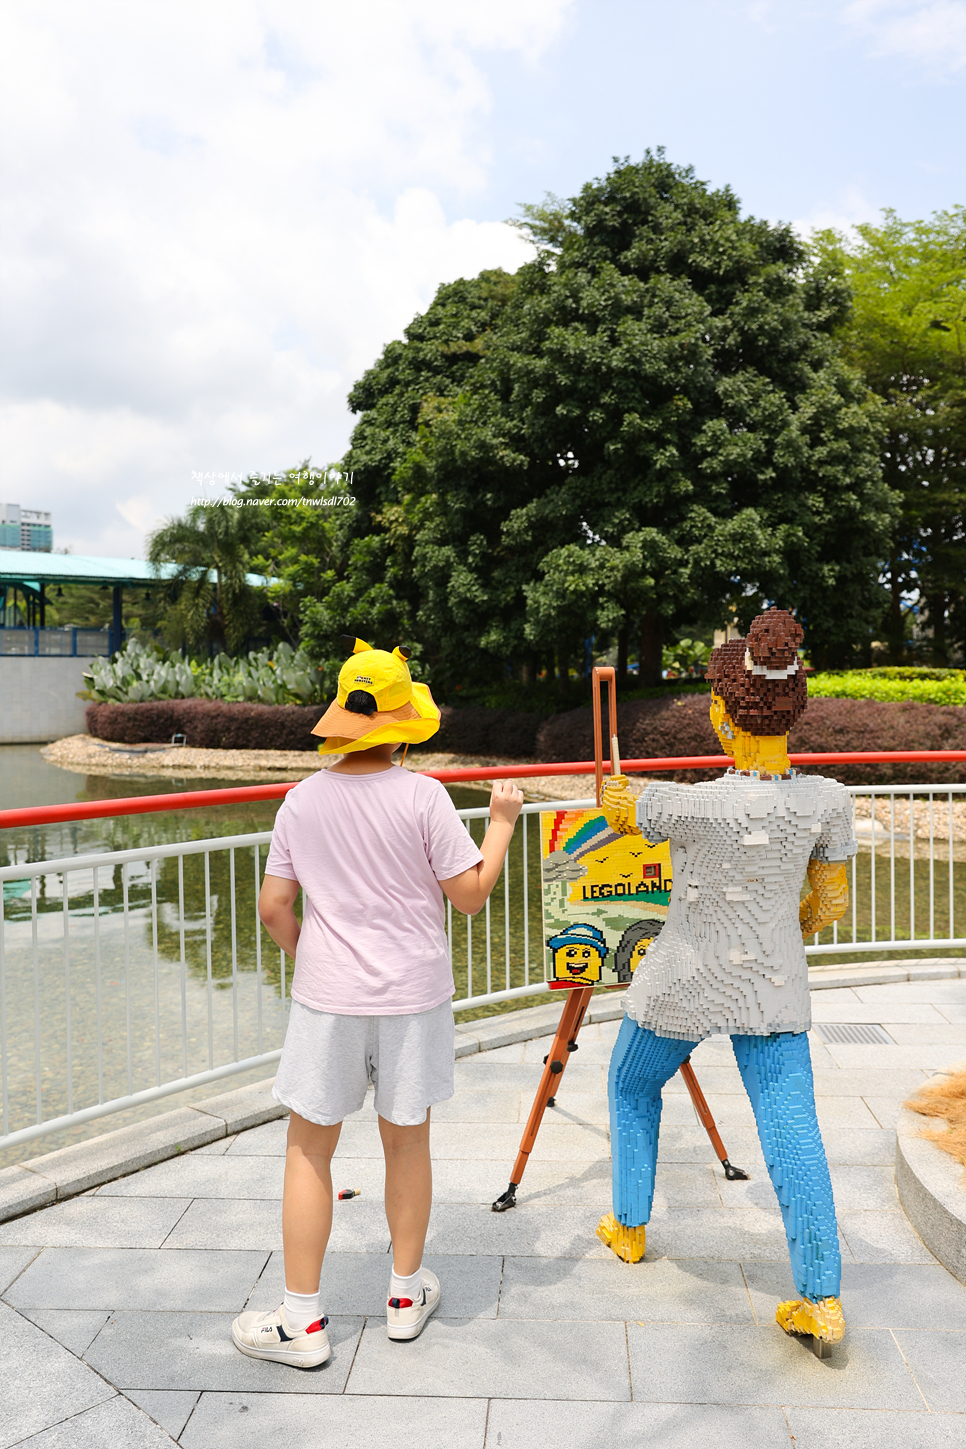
[0,550,268,588]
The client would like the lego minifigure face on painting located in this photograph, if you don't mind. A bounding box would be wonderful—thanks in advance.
[547,922,608,986]
[553,942,604,984]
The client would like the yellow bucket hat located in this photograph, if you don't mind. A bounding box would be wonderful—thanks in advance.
[311,636,441,755]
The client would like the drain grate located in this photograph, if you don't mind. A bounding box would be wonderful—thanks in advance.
[813,1022,894,1045]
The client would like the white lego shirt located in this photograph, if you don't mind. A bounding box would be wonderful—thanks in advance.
[625,771,857,1040]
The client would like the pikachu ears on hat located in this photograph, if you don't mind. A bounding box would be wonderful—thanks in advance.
[339,634,411,663]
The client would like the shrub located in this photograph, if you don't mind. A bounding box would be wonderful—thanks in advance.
[809,670,965,707]
[535,695,965,785]
[411,706,544,758]
[86,699,325,751]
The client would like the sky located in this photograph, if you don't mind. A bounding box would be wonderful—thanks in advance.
[1,0,964,560]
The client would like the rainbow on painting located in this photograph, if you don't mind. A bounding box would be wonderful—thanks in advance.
[540,809,672,991]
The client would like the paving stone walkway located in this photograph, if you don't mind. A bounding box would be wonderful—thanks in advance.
[2,978,965,1448]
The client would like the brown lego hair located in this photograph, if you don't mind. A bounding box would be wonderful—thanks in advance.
[706,608,807,734]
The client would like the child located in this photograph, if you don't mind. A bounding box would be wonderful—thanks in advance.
[231,637,523,1367]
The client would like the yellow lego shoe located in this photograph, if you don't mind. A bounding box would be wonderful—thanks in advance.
[596,1212,647,1264]
[776,1295,845,1344]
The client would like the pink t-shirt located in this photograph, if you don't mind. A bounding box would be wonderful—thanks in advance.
[265,766,483,1015]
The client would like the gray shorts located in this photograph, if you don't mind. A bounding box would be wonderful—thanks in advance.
[272,998,455,1127]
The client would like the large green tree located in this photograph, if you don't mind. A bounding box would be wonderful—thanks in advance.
[330,153,893,686]
[811,209,965,665]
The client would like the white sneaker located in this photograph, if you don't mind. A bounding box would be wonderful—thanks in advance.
[387,1268,440,1341]
[231,1305,331,1367]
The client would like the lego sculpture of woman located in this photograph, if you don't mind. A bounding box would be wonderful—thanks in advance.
[598,608,855,1347]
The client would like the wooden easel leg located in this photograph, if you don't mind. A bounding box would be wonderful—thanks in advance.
[491,987,593,1211]
[679,1058,749,1181]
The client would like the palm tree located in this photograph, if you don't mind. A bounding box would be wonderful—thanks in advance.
[148,504,260,654]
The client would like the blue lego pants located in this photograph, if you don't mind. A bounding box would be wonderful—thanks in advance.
[608,1015,841,1300]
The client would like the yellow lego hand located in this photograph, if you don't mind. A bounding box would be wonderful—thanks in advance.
[799,861,849,940]
[601,774,639,836]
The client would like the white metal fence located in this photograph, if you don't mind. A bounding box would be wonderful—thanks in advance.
[1,786,963,1151]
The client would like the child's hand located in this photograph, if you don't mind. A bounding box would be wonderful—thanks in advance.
[489,779,524,826]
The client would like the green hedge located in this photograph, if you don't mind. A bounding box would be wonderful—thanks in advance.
[809,669,965,707]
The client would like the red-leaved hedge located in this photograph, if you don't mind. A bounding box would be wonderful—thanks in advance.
[85,694,965,783]
[535,695,965,785]
[86,700,326,751]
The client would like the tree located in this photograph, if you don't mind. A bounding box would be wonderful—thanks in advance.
[811,209,966,665]
[337,153,894,685]
[148,501,261,654]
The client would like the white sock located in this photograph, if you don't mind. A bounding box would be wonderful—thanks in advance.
[389,1265,422,1302]
[283,1286,321,1332]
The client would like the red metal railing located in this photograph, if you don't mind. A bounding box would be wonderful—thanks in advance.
[1,750,963,830]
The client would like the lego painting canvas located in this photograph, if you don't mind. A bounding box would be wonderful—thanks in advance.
[540,808,672,990]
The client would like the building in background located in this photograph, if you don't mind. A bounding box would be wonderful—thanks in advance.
[0,503,53,551]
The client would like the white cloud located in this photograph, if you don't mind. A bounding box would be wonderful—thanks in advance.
[791,187,885,241]
[841,0,966,72]
[0,1,572,556]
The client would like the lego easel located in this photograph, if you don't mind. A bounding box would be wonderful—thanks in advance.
[491,667,747,1213]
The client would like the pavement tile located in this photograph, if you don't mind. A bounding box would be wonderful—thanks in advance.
[125,1389,200,1440]
[0,1245,38,1293]
[0,1196,192,1249]
[83,1309,365,1393]
[824,1045,966,1071]
[936,1002,966,1023]
[813,1097,883,1130]
[813,1129,897,1166]
[3,1247,269,1312]
[345,1316,631,1400]
[643,1207,795,1262]
[838,1210,939,1264]
[660,1094,756,1127]
[742,1261,966,1330]
[160,1197,392,1253]
[21,1308,111,1356]
[98,1154,285,1199]
[785,1406,966,1448]
[18,1108,225,1197]
[423,1202,610,1258]
[425,1120,611,1162]
[245,1250,499,1318]
[626,1322,923,1408]
[810,1001,949,1023]
[661,1066,747,1094]
[523,1035,614,1066]
[861,1096,911,1129]
[0,1300,115,1448]
[885,1023,966,1047]
[810,1069,928,1097]
[528,1091,611,1124]
[428,1089,523,1122]
[452,1060,605,1092]
[853,983,966,1004]
[715,1167,896,1215]
[893,1331,966,1411]
[654,1124,767,1168]
[498,1255,755,1323]
[193,1136,236,1155]
[225,1119,288,1156]
[9,1394,177,1448]
[826,1165,898,1210]
[0,1164,57,1222]
[457,1041,525,1062]
[485,1400,794,1448]
[180,1392,488,1448]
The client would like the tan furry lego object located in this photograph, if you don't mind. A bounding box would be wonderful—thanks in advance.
[905,1068,966,1178]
